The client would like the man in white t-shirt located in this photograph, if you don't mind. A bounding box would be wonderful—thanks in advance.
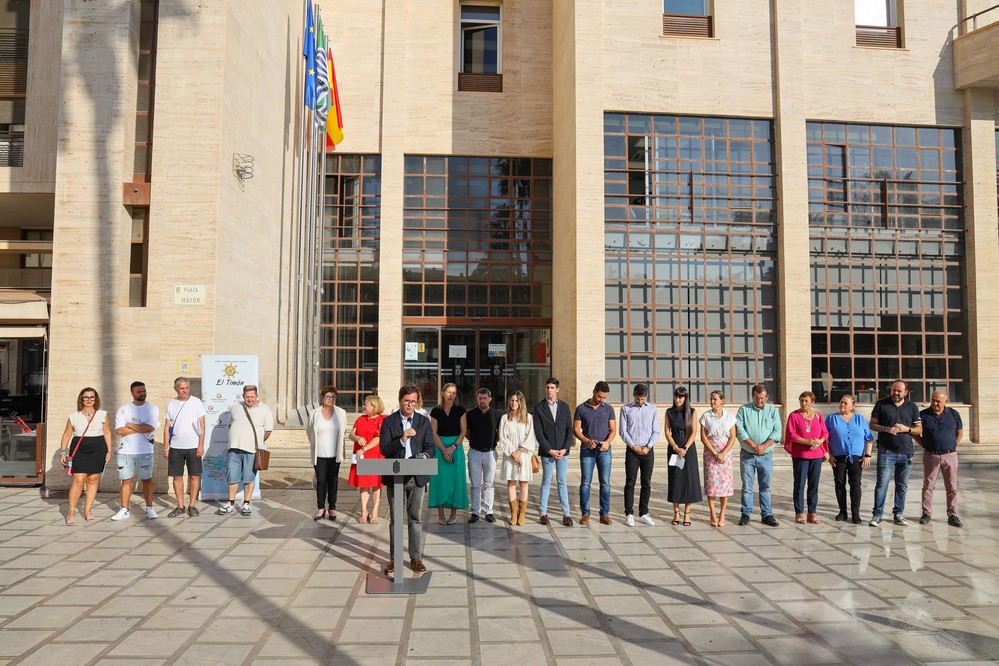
[217,385,274,516]
[111,381,160,521]
[164,376,206,518]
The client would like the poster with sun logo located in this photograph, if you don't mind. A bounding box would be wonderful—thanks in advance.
[199,355,260,500]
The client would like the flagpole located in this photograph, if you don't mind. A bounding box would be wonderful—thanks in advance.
[291,0,310,412]
[315,116,329,396]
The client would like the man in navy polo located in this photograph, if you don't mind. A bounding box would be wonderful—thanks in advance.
[868,380,922,526]
[573,381,617,525]
[916,390,963,527]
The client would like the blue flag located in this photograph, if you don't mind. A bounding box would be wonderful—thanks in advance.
[303,1,316,109]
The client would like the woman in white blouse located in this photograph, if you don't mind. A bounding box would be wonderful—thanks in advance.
[306,384,348,521]
[698,390,737,527]
[499,390,535,526]
[58,387,113,525]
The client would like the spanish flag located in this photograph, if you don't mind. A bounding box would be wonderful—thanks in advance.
[326,44,344,150]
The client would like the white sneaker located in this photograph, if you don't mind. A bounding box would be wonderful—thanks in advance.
[110,507,129,521]
[639,514,656,526]
[625,514,635,527]
[145,506,158,519]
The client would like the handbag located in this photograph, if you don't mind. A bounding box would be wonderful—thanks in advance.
[531,454,541,474]
[65,411,97,475]
[242,403,269,471]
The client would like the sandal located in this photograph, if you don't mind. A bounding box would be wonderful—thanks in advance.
[683,512,691,527]
[672,509,681,525]
[65,512,76,526]
[84,509,95,522]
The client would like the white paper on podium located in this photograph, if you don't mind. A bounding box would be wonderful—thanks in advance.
[669,453,685,469]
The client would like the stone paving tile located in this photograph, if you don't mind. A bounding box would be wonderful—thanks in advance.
[546,628,618,656]
[14,643,107,666]
[679,625,756,652]
[0,630,53,657]
[174,643,253,665]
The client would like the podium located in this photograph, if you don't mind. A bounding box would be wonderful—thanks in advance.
[356,457,438,594]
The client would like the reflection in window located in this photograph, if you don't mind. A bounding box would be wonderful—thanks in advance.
[403,156,552,321]
[320,155,381,412]
[460,5,500,74]
[808,122,967,403]
[605,113,778,405]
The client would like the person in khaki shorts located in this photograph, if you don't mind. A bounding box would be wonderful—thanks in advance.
[164,377,206,517]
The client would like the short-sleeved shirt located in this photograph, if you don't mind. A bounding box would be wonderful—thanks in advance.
[227,401,275,453]
[165,397,206,449]
[919,407,962,454]
[69,410,108,437]
[430,405,466,438]
[574,400,615,443]
[871,397,921,454]
[466,407,500,451]
[116,402,160,455]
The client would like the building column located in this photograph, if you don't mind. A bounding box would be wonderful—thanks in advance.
[771,1,812,410]
[551,0,605,405]
[375,0,407,401]
[962,88,999,442]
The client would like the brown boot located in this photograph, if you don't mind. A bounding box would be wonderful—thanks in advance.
[509,501,518,526]
[517,500,527,526]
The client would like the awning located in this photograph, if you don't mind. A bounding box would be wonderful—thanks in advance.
[0,326,45,338]
[0,291,49,324]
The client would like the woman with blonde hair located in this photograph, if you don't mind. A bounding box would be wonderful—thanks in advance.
[500,390,536,526]
[428,382,469,524]
[58,387,113,525]
[348,394,387,523]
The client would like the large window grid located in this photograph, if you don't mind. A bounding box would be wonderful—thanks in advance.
[319,155,381,412]
[604,114,779,405]
[402,156,552,320]
[808,122,967,404]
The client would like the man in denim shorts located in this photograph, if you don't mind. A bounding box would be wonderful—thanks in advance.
[217,385,273,516]
[111,381,160,521]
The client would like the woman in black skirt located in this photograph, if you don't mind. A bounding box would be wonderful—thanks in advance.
[58,387,112,525]
[665,386,703,526]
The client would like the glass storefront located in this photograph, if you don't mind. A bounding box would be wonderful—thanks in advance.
[0,334,46,481]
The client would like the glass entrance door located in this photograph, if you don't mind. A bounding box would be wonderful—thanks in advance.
[402,327,550,410]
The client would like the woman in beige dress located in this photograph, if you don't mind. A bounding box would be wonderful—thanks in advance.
[499,390,535,526]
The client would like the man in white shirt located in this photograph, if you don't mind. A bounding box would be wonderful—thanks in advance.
[111,381,160,521]
[217,385,274,516]
[164,377,206,517]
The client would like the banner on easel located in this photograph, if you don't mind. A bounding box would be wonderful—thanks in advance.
[199,355,260,501]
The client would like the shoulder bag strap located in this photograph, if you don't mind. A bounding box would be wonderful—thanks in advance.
[69,411,98,458]
[241,403,260,451]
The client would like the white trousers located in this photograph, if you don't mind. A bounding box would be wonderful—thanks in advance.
[467,448,497,515]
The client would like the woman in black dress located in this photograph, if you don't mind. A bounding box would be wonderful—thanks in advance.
[665,386,702,526]
[58,387,113,525]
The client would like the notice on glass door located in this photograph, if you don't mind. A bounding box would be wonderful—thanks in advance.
[449,345,467,359]
[405,342,419,361]
[487,344,506,358]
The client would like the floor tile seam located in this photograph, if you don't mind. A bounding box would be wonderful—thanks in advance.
[461,519,486,666]
[498,521,561,665]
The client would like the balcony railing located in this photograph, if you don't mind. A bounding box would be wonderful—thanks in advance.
[960,3,999,33]
[0,129,24,167]
[0,28,29,97]
[856,24,902,48]
[663,14,713,38]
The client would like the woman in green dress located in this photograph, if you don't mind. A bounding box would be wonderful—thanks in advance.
[428,382,469,523]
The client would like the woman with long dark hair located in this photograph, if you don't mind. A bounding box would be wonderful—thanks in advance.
[665,386,702,526]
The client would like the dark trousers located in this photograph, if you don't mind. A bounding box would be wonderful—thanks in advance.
[624,447,655,516]
[314,457,341,510]
[833,455,863,516]
[791,457,822,514]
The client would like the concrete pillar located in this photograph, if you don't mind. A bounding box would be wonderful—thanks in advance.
[551,0,605,406]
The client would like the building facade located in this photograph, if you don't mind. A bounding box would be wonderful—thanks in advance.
[1,0,998,485]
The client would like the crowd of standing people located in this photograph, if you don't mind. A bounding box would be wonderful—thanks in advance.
[56,376,966,578]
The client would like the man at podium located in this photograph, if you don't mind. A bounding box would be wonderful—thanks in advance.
[379,384,436,576]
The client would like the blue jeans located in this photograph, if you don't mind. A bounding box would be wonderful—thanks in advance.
[539,455,570,517]
[740,450,773,518]
[579,448,612,517]
[791,457,822,514]
[872,447,912,517]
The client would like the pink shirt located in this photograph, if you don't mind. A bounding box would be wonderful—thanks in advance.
[784,411,829,459]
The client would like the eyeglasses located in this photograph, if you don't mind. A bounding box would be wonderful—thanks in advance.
[82,396,96,401]
[323,395,336,400]
[401,399,418,405]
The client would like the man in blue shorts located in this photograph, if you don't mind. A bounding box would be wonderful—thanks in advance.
[111,381,160,521]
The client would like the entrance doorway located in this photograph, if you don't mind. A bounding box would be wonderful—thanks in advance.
[403,327,550,410]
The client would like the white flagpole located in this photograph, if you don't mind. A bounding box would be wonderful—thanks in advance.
[291,0,310,411]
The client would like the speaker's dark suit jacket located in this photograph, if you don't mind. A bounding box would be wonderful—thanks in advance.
[533,399,574,458]
[379,411,436,486]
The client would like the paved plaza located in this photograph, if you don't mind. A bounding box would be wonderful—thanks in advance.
[1,464,998,665]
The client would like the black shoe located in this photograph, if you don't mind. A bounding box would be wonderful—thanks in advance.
[834,511,848,522]
[485,513,495,523]
[919,513,932,525]
[468,514,479,524]
[947,514,963,528]
[852,514,862,524]
[738,514,750,526]
[762,515,779,527]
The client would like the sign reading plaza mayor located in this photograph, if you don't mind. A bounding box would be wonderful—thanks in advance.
[200,355,260,501]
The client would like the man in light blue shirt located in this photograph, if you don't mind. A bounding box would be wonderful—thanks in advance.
[619,383,660,526]
[735,384,782,527]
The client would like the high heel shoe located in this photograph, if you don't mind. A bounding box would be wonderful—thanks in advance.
[683,512,691,527]
[672,509,681,526]
[314,510,325,521]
